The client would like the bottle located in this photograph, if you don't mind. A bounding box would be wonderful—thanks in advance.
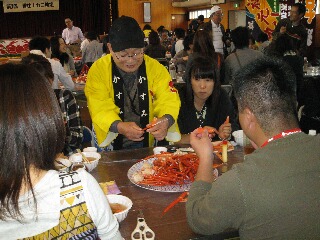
[221,140,228,164]
[71,153,85,171]
[308,129,317,136]
[169,62,177,80]
[303,57,309,73]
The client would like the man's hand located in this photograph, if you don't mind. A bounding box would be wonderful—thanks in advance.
[190,129,215,183]
[146,117,169,141]
[117,122,144,141]
[190,129,213,162]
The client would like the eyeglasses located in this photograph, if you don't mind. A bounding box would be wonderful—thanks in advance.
[214,13,223,17]
[114,50,144,62]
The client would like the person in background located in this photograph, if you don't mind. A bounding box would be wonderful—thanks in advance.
[188,15,204,33]
[143,24,152,38]
[101,35,110,57]
[222,26,263,84]
[267,33,304,106]
[160,29,172,52]
[144,30,166,59]
[171,33,194,72]
[257,31,270,54]
[174,28,186,57]
[272,2,307,56]
[82,31,104,68]
[22,54,83,156]
[85,16,181,151]
[178,56,237,144]
[62,17,85,57]
[80,32,90,53]
[184,29,223,84]
[157,25,165,36]
[28,36,75,90]
[200,6,227,57]
[0,63,122,239]
[187,56,320,238]
[50,36,78,77]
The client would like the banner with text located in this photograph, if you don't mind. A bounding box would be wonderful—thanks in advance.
[3,0,59,13]
[246,0,317,47]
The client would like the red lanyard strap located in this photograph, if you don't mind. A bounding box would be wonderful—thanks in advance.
[261,128,302,148]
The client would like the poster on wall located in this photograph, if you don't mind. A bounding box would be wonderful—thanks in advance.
[245,0,317,48]
[3,0,59,13]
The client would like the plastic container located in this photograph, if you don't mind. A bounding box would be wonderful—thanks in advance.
[71,153,85,171]
[169,62,177,80]
[303,57,309,73]
[308,129,317,136]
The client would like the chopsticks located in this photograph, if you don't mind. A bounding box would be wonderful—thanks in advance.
[76,149,90,163]
[162,191,188,217]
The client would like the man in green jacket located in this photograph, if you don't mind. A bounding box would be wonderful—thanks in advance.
[187,56,320,238]
[85,16,181,150]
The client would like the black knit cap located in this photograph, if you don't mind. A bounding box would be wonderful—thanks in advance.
[109,16,144,52]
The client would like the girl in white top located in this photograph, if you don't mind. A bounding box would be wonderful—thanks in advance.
[0,63,122,240]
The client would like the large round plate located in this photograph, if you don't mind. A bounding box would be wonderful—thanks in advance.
[127,157,218,192]
[127,158,191,192]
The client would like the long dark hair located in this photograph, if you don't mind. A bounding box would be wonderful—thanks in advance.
[50,36,69,65]
[192,29,222,70]
[185,56,221,116]
[0,63,65,220]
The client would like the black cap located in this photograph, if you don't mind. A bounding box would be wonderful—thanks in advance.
[109,16,144,52]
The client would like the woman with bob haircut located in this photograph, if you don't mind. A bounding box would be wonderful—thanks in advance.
[50,36,78,77]
[0,63,122,239]
[178,56,238,144]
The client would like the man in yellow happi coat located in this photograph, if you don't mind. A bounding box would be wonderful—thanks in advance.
[85,16,181,150]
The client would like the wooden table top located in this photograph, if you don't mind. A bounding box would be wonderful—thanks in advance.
[90,145,244,240]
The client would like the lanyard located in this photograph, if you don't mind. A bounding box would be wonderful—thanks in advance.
[261,128,302,148]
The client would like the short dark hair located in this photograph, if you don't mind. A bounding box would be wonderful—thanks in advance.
[293,3,306,16]
[143,24,152,30]
[86,31,97,41]
[29,36,50,53]
[21,53,54,80]
[0,63,65,220]
[232,56,298,132]
[257,32,269,42]
[231,26,250,49]
[174,28,185,39]
[148,30,160,45]
[198,15,204,22]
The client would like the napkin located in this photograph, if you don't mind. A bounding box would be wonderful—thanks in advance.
[99,181,121,195]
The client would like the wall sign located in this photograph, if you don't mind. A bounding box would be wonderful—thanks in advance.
[143,2,151,23]
[3,0,59,13]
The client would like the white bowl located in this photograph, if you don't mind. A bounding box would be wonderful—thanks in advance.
[69,152,101,172]
[82,152,101,172]
[83,147,97,152]
[232,130,244,146]
[55,158,72,171]
[106,194,133,222]
[153,146,167,155]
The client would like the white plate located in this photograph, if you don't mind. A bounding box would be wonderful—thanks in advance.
[127,157,218,192]
[127,158,191,192]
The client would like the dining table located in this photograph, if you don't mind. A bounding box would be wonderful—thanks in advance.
[89,144,245,240]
